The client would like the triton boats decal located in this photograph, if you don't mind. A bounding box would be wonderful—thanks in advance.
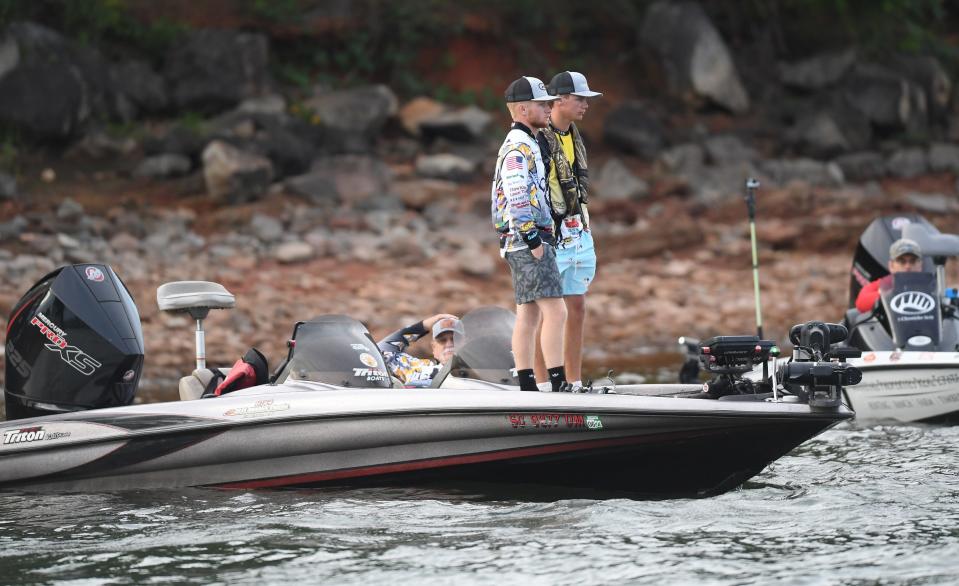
[1,426,69,445]
[353,368,388,382]
[3,426,45,445]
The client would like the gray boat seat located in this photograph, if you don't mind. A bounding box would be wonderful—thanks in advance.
[179,368,231,400]
[157,281,235,314]
[902,224,959,258]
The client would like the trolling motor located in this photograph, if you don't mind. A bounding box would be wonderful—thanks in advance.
[779,321,863,409]
[695,321,863,408]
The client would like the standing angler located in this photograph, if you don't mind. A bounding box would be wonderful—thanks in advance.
[491,76,569,393]
[534,71,602,392]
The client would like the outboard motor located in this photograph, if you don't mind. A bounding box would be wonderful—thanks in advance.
[4,264,144,420]
[848,214,937,307]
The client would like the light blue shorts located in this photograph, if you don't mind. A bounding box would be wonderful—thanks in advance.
[555,231,596,296]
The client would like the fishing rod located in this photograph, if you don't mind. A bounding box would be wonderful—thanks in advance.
[744,178,763,339]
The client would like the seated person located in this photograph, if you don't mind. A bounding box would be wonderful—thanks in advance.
[855,238,923,313]
[377,313,464,387]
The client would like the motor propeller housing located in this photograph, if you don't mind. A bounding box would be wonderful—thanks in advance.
[781,321,861,409]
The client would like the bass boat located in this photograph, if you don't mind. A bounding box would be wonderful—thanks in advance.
[840,215,959,423]
[1,266,858,497]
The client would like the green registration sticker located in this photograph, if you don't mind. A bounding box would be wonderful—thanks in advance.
[585,415,603,430]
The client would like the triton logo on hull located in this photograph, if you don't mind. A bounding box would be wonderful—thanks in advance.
[3,426,45,445]
[353,368,388,381]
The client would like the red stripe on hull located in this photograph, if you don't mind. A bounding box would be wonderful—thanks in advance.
[212,431,703,490]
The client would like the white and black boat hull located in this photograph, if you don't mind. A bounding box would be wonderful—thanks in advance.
[843,352,959,423]
[0,385,852,498]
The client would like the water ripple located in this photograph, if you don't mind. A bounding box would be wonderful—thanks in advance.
[1,423,957,585]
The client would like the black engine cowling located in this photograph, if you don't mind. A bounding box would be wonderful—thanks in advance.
[4,264,144,420]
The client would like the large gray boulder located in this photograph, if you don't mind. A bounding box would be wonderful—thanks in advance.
[786,95,872,158]
[414,153,477,182]
[885,147,928,179]
[928,142,959,174]
[603,101,666,159]
[0,22,117,140]
[210,111,316,178]
[843,63,928,134]
[301,85,398,153]
[760,158,844,187]
[164,29,271,112]
[418,105,493,142]
[778,49,857,91]
[285,155,393,208]
[834,151,886,183]
[702,134,758,165]
[110,59,169,114]
[594,158,649,200]
[201,140,274,203]
[639,1,749,113]
[891,54,952,126]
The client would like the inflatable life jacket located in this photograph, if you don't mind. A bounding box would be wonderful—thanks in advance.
[202,348,269,397]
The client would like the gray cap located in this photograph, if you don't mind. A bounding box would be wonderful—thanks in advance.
[432,317,465,339]
[889,238,922,260]
[548,71,603,98]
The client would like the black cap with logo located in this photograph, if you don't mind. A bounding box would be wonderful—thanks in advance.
[504,76,559,103]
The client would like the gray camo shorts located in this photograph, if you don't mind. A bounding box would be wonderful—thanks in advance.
[504,245,563,305]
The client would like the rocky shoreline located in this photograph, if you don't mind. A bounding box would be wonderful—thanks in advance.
[3,3,959,402]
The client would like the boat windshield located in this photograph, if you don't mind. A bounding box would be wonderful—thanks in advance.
[274,315,392,388]
[435,306,516,385]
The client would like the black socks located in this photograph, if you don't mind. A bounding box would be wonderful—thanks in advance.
[517,369,538,392]
[547,365,567,392]
[518,367,568,392]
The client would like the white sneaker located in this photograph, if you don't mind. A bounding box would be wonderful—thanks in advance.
[536,381,553,392]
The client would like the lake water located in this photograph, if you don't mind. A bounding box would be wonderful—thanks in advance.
[0,422,956,585]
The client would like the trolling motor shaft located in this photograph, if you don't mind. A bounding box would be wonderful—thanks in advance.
[744,178,763,339]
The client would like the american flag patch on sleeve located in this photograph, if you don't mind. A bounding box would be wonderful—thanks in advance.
[505,155,523,171]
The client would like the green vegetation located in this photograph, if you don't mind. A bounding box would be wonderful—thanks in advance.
[0,0,955,104]
[175,112,209,135]
[0,132,19,174]
[0,0,186,64]
[718,0,953,58]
